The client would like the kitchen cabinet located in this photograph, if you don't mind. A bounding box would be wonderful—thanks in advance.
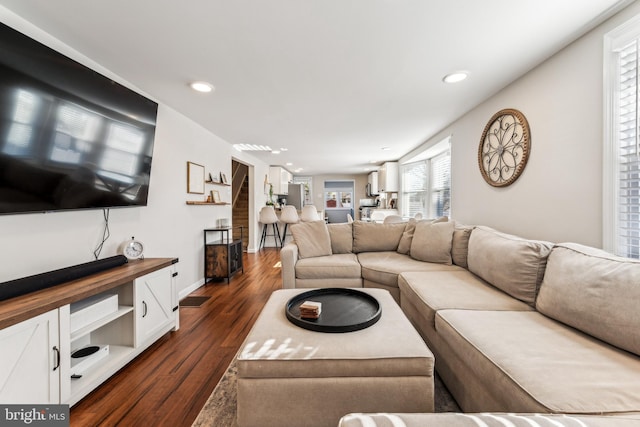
[269,166,293,195]
[0,309,63,404]
[378,162,398,192]
[367,171,379,196]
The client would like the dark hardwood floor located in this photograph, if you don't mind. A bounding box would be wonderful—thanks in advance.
[70,248,283,427]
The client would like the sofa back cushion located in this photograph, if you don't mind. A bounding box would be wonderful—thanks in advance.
[290,220,332,259]
[536,243,640,356]
[409,220,454,265]
[327,223,353,254]
[467,226,553,305]
[352,221,406,253]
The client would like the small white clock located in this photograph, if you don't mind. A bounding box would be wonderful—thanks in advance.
[120,236,144,260]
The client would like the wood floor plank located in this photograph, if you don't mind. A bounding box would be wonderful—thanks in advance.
[69,248,282,427]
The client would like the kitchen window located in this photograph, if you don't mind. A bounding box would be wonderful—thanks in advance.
[401,137,451,219]
[604,14,640,258]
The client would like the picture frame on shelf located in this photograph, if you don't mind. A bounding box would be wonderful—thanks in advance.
[220,172,228,185]
[187,161,205,194]
[211,190,221,203]
[210,173,220,183]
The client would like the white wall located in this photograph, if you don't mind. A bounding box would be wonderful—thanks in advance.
[0,9,269,296]
[400,2,640,248]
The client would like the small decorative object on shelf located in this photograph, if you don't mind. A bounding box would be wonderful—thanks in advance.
[210,190,221,203]
[220,172,228,185]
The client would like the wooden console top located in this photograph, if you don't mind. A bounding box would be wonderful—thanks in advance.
[0,258,177,330]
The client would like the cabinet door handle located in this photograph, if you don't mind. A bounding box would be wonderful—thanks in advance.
[52,346,60,371]
[172,272,178,277]
[142,301,148,318]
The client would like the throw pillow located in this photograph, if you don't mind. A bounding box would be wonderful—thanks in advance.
[409,220,454,264]
[397,216,448,255]
[327,223,353,254]
[451,223,474,268]
[290,220,332,259]
[396,218,417,254]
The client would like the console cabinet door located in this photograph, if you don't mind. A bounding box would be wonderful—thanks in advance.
[0,310,60,403]
[135,266,174,347]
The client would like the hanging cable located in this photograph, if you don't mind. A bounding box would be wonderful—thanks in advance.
[93,208,110,260]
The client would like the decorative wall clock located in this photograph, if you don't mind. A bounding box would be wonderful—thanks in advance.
[478,108,530,187]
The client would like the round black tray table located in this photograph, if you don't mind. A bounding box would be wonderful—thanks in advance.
[285,288,381,333]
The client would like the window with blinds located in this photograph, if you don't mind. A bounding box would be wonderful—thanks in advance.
[616,39,640,258]
[605,16,640,259]
[401,161,427,218]
[401,140,451,219]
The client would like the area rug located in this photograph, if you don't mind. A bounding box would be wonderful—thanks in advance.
[191,359,460,427]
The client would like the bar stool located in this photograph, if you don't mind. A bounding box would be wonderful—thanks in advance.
[279,205,299,247]
[259,206,281,249]
[300,205,320,222]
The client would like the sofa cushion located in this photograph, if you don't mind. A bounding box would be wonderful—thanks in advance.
[436,309,640,414]
[290,220,332,259]
[357,251,462,287]
[536,243,640,357]
[467,226,552,306]
[295,253,361,280]
[352,221,406,253]
[327,223,353,254]
[451,223,474,268]
[398,270,532,328]
[410,220,454,265]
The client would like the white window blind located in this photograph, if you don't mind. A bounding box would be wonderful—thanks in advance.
[401,137,451,219]
[401,161,427,218]
[616,39,640,258]
[430,150,451,218]
[605,16,640,259]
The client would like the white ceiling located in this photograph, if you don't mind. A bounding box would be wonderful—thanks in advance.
[0,0,633,175]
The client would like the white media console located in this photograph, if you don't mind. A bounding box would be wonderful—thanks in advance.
[0,258,179,406]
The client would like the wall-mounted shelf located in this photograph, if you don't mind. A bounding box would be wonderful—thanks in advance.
[205,180,230,187]
[186,201,230,206]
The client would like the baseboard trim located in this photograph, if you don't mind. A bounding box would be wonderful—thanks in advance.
[179,278,205,300]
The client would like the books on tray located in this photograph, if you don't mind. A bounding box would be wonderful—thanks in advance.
[299,300,322,319]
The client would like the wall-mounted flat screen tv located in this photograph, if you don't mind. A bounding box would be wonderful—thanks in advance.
[0,21,158,215]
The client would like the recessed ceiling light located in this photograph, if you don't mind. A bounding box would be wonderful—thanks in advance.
[381,146,391,151]
[190,81,214,93]
[232,144,272,151]
[280,148,289,152]
[271,150,281,154]
[442,72,468,83]
[285,162,293,166]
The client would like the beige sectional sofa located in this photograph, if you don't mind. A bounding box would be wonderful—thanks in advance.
[279,218,640,418]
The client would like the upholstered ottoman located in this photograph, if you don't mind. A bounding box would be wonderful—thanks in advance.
[236,288,434,427]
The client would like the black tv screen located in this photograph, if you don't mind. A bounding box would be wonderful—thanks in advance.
[0,21,158,215]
